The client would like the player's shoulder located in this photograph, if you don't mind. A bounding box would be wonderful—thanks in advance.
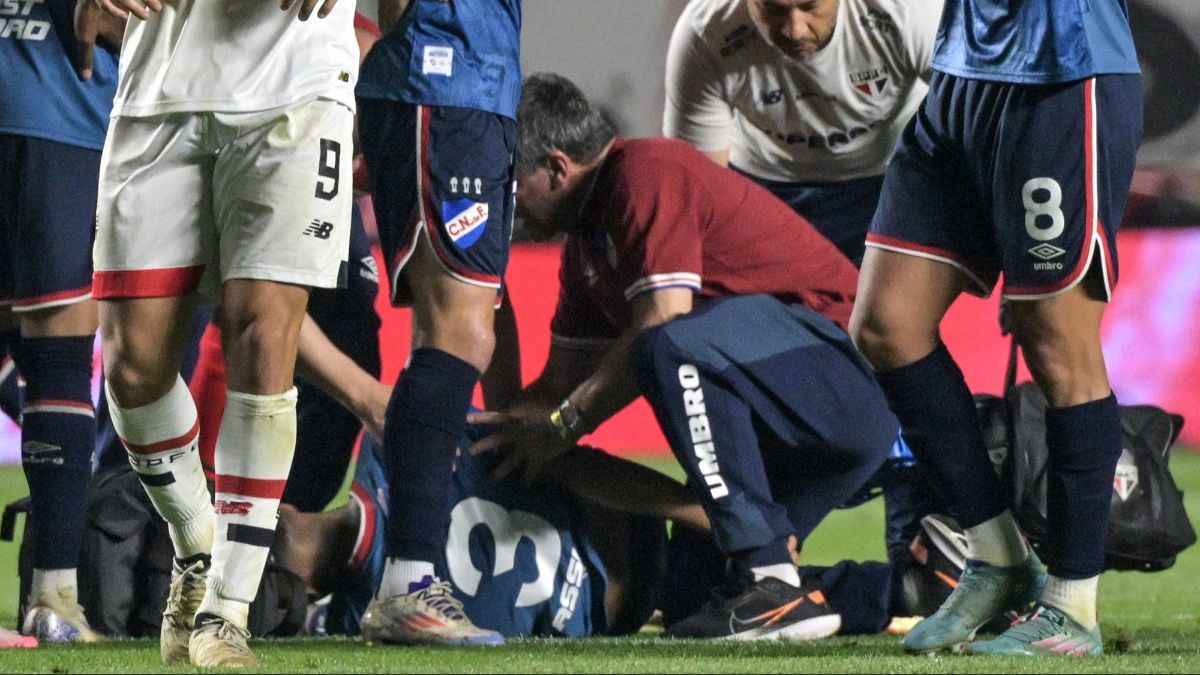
[847,0,942,35]
[675,0,757,58]
[604,138,709,188]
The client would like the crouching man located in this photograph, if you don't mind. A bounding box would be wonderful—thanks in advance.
[472,74,899,641]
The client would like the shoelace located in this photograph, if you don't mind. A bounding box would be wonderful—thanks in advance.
[165,564,206,626]
[214,620,251,646]
[1003,606,1068,640]
[419,582,470,623]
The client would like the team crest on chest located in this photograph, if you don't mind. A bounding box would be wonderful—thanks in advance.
[443,199,489,249]
[849,67,888,96]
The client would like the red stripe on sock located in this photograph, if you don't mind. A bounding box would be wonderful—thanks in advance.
[122,419,200,455]
[215,475,288,500]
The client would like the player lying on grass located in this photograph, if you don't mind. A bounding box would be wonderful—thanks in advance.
[470,73,907,641]
[270,429,969,639]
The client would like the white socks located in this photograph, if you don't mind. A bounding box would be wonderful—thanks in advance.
[1042,574,1099,629]
[30,568,77,608]
[965,511,1029,567]
[750,562,801,587]
[199,388,298,629]
[107,377,214,560]
[379,558,436,598]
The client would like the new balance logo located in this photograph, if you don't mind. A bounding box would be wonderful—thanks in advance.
[214,500,254,516]
[678,364,730,500]
[304,219,334,239]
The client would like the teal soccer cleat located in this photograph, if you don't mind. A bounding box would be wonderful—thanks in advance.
[968,605,1102,656]
[902,552,1047,654]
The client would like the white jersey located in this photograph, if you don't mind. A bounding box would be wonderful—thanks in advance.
[664,0,942,184]
[112,0,359,117]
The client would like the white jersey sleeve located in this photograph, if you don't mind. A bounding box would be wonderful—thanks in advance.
[903,0,944,82]
[663,3,735,154]
[112,0,359,117]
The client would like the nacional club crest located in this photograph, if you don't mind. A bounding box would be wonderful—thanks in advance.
[442,199,489,249]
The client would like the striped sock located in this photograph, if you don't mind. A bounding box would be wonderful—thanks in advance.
[107,376,214,560]
[199,388,298,629]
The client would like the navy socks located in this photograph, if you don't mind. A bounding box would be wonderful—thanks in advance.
[873,343,1006,529]
[383,348,480,562]
[16,336,96,570]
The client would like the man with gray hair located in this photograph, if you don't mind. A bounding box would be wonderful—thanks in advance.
[472,73,901,641]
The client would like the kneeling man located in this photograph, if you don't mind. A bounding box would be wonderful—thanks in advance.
[473,74,899,641]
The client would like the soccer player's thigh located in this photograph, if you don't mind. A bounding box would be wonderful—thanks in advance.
[94,115,214,398]
[995,76,1141,302]
[2,137,99,335]
[215,98,354,294]
[854,82,994,366]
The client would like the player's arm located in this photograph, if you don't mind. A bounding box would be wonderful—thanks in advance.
[543,446,711,533]
[663,7,735,167]
[480,294,523,412]
[565,287,694,433]
[295,314,391,441]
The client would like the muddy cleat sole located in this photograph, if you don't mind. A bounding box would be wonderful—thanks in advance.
[902,552,1047,654]
[967,605,1103,657]
[664,576,841,641]
[161,558,210,665]
[189,614,259,668]
[361,580,504,646]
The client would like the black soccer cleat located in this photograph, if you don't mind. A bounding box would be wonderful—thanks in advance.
[663,576,841,641]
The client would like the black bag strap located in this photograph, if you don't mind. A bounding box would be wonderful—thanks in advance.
[1004,337,1020,398]
[1,496,31,542]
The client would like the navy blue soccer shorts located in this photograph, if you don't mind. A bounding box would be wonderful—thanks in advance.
[868,73,1143,300]
[0,134,98,312]
[631,295,897,561]
[357,100,516,305]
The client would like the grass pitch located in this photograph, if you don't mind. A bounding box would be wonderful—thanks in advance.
[2,453,1199,673]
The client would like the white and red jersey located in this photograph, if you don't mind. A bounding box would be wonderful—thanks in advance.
[112,0,359,117]
[664,0,941,183]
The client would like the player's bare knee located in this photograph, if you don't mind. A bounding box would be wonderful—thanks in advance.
[849,306,924,370]
[103,355,176,408]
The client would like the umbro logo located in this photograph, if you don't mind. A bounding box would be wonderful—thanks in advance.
[304,219,334,240]
[1028,243,1065,261]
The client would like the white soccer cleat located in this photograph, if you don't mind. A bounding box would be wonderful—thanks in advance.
[161,558,210,665]
[21,585,100,644]
[189,615,260,668]
[361,580,504,646]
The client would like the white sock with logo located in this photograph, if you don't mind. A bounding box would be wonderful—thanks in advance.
[107,377,213,560]
[199,388,298,629]
[379,557,437,599]
[964,510,1029,567]
[1041,574,1099,629]
[750,562,801,587]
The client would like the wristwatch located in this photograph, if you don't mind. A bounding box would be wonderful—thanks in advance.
[549,399,586,443]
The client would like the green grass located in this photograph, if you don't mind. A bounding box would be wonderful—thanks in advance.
[2,453,1199,673]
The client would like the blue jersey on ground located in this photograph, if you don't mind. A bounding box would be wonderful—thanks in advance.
[357,0,521,120]
[0,0,118,149]
[932,0,1140,84]
[324,429,609,638]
